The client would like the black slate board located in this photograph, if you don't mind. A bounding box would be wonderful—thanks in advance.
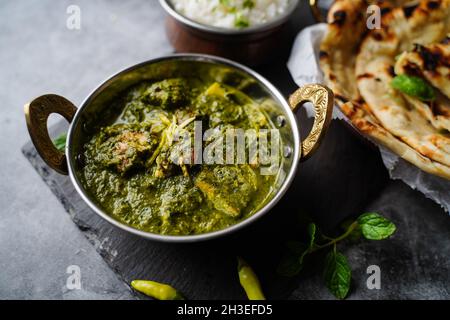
[22,99,450,299]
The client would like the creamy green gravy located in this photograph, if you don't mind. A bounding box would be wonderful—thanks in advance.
[81,78,277,235]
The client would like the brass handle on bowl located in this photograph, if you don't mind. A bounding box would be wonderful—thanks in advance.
[24,94,77,175]
[289,84,334,161]
[309,0,325,22]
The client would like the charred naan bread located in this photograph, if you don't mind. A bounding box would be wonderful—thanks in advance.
[356,0,450,166]
[320,0,415,105]
[341,100,450,178]
[395,38,450,130]
[395,37,450,98]
[320,0,450,179]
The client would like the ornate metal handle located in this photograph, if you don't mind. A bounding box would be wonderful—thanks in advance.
[309,0,325,22]
[289,84,334,161]
[24,94,77,175]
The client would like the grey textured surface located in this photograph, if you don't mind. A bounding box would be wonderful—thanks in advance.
[2,0,449,300]
[0,0,173,300]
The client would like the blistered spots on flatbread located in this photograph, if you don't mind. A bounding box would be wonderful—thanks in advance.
[357,73,375,80]
[415,44,450,71]
[401,60,422,76]
[319,51,329,60]
[430,101,450,117]
[381,7,392,15]
[331,10,347,26]
[355,97,366,106]
[372,32,384,41]
[427,0,442,10]
[429,135,450,154]
[341,102,358,118]
[354,118,375,132]
[335,94,349,104]
[387,66,396,77]
[403,3,419,18]
[417,145,437,159]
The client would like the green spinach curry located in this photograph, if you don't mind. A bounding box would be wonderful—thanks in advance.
[81,77,279,235]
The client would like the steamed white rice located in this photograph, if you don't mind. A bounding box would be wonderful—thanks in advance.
[171,0,291,29]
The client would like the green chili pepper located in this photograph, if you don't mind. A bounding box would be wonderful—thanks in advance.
[237,257,266,300]
[131,280,184,300]
[391,74,436,101]
[53,133,67,151]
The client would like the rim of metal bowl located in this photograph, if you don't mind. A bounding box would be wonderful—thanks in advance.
[67,54,301,243]
[159,0,299,35]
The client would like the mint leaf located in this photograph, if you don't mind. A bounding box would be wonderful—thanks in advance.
[53,133,67,151]
[285,241,306,255]
[391,75,435,101]
[277,254,303,277]
[357,213,396,240]
[277,241,308,277]
[307,223,316,248]
[323,251,351,299]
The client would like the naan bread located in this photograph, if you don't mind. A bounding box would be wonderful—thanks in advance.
[356,0,450,166]
[320,0,450,179]
[395,38,450,130]
[342,100,450,178]
[320,0,415,105]
[395,37,450,98]
[319,0,368,104]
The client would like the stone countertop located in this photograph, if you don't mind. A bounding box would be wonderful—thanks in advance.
[1,0,448,300]
[0,0,173,299]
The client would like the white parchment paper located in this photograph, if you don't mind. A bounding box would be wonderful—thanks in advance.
[287,24,450,213]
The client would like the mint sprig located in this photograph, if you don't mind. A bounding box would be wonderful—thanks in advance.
[324,248,352,300]
[357,213,396,240]
[277,213,396,299]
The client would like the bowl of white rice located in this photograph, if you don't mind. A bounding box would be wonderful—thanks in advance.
[162,0,299,33]
[159,0,307,65]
